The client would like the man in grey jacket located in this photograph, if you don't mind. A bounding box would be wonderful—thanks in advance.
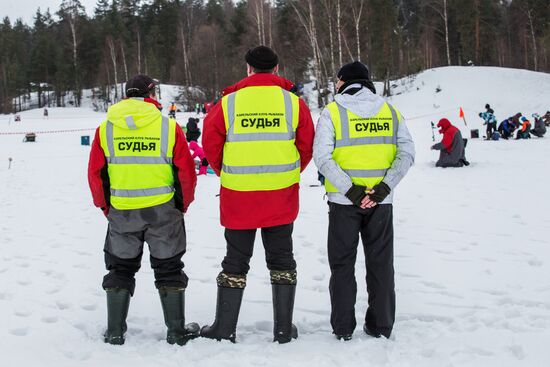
[313,61,415,341]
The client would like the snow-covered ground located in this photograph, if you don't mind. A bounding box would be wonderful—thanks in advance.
[1,66,549,367]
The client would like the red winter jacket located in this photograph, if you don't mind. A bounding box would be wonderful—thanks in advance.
[88,98,197,215]
[437,118,459,153]
[203,73,315,230]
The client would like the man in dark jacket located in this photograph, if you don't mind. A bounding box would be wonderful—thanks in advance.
[201,46,314,344]
[186,117,201,142]
[530,114,547,137]
[88,74,199,346]
[432,118,468,167]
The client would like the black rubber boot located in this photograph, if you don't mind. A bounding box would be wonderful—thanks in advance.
[200,286,244,343]
[272,284,298,344]
[104,288,130,345]
[158,288,200,346]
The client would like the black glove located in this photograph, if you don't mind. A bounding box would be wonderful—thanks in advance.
[345,184,367,207]
[368,182,391,203]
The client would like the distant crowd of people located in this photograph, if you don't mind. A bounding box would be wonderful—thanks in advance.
[478,104,548,140]
[431,104,549,168]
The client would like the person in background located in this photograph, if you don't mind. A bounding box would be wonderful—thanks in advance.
[189,140,209,175]
[543,111,550,127]
[186,117,201,142]
[314,61,414,341]
[479,111,497,140]
[516,116,531,139]
[43,107,49,119]
[497,118,515,140]
[509,113,522,130]
[87,74,199,346]
[530,113,546,138]
[431,118,469,167]
[169,102,177,119]
[201,45,314,344]
[485,103,494,114]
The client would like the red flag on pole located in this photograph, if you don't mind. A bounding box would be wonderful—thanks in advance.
[459,107,467,126]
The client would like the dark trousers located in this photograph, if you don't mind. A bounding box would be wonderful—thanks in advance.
[327,202,395,338]
[221,223,296,275]
[102,200,188,294]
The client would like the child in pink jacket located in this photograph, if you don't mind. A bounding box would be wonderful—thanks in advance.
[189,140,208,175]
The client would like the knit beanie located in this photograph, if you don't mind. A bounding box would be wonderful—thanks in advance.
[337,61,370,82]
[245,46,279,70]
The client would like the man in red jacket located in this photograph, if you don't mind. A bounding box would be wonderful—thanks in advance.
[201,46,314,343]
[431,118,469,167]
[88,75,199,346]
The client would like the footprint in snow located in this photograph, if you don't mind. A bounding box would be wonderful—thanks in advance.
[9,328,28,336]
[14,309,32,317]
[80,302,98,311]
[41,315,58,324]
[16,279,32,286]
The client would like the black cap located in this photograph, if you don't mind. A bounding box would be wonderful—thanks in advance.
[337,61,370,82]
[125,74,157,98]
[245,46,279,70]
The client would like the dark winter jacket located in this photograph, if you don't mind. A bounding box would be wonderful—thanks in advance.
[498,119,513,133]
[186,118,201,142]
[432,118,466,168]
[530,117,546,137]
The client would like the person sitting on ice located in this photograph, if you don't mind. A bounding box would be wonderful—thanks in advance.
[188,140,208,175]
[530,113,546,138]
[515,116,532,139]
[479,111,497,140]
[497,118,515,140]
[431,118,469,167]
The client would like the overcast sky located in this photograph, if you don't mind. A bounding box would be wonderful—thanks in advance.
[2,0,97,25]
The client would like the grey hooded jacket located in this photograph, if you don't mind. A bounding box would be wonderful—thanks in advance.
[313,84,415,205]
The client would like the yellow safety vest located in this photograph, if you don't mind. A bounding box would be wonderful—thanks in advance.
[325,101,400,192]
[99,98,176,210]
[220,86,300,191]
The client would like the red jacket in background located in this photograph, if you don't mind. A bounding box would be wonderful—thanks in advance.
[437,118,459,153]
[203,73,315,230]
[88,99,197,215]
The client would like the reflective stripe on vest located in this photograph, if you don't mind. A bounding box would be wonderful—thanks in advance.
[220,86,301,191]
[324,102,399,193]
[111,186,174,197]
[222,160,300,174]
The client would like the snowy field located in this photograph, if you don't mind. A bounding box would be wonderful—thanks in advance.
[1,67,549,367]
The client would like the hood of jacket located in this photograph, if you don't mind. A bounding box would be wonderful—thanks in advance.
[222,73,295,95]
[334,84,385,118]
[106,98,162,129]
[437,118,453,134]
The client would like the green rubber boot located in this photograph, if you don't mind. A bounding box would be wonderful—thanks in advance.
[158,287,200,346]
[104,288,130,345]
